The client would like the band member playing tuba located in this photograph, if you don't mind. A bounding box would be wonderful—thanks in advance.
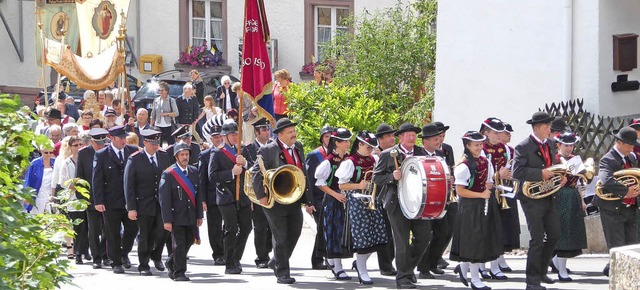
[372,123,430,289]
[314,128,353,281]
[449,131,501,290]
[594,126,640,277]
[549,131,588,282]
[250,118,313,284]
[335,130,389,285]
[513,112,566,290]
[497,122,521,273]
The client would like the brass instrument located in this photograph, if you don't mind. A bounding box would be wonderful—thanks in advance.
[494,159,519,209]
[595,169,640,201]
[244,156,306,208]
[447,173,457,203]
[521,164,567,199]
[350,171,378,210]
[575,158,596,197]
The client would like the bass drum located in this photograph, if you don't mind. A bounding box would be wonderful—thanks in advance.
[398,156,450,220]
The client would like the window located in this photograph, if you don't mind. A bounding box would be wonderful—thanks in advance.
[314,6,349,60]
[190,0,223,52]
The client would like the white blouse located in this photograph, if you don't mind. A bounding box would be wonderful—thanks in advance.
[454,161,494,188]
[335,155,379,185]
[314,159,333,187]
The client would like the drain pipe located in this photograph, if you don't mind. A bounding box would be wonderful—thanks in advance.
[563,0,573,102]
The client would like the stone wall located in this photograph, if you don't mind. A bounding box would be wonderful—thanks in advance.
[609,244,640,290]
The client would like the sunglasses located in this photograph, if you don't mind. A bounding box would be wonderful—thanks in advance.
[158,89,166,92]
[43,151,53,154]
[71,144,80,147]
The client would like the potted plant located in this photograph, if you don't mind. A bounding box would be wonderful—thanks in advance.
[177,41,224,68]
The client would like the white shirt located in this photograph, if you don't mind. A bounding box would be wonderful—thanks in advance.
[279,140,298,164]
[225,89,232,112]
[111,144,124,161]
[454,161,495,187]
[155,98,169,127]
[530,133,547,144]
[335,155,380,184]
[144,149,157,166]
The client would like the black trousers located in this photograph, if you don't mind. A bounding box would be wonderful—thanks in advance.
[600,206,639,249]
[136,213,166,271]
[86,208,106,263]
[263,203,303,278]
[219,204,253,268]
[103,209,138,267]
[206,204,224,259]
[252,205,273,263]
[167,225,195,278]
[377,206,396,272]
[387,201,432,283]
[311,208,327,267]
[158,126,175,145]
[69,211,88,256]
[418,202,457,271]
[520,197,560,285]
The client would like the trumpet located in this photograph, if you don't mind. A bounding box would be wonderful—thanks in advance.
[521,164,567,199]
[595,168,640,201]
[350,171,378,210]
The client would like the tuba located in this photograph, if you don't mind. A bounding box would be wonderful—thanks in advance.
[349,171,378,210]
[521,164,567,199]
[244,156,306,208]
[595,168,640,201]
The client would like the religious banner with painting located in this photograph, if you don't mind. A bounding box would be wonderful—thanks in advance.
[75,0,130,58]
[35,0,80,66]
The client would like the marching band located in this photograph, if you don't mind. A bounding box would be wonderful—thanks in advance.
[42,108,640,289]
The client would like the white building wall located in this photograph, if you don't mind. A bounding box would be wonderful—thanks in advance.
[0,1,44,88]
[434,0,567,157]
[598,0,640,117]
[572,0,600,114]
[133,0,180,80]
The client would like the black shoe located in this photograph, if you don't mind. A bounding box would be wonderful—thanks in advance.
[312,263,329,270]
[454,264,468,287]
[603,264,610,277]
[541,275,555,284]
[152,260,165,271]
[380,268,397,276]
[333,270,352,280]
[84,254,92,261]
[92,262,102,269]
[557,273,572,282]
[277,276,295,284]
[396,281,417,289]
[480,269,492,279]
[122,256,131,269]
[351,261,373,285]
[430,268,445,275]
[168,271,175,280]
[103,259,112,267]
[525,284,546,290]
[499,265,512,272]
[437,258,449,269]
[470,282,492,290]
[213,257,226,266]
[418,271,435,279]
[112,265,125,274]
[139,270,152,276]
[489,270,508,280]
[173,276,190,281]
[225,267,242,274]
[268,259,276,273]
[75,256,83,265]
[257,261,269,269]
[549,262,571,274]
[409,274,417,283]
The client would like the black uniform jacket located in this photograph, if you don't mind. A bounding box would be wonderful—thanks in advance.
[593,149,639,211]
[208,144,251,207]
[199,148,217,206]
[512,135,558,200]
[159,164,203,226]
[92,144,139,209]
[166,143,201,167]
[124,149,172,216]
[372,144,427,211]
[76,146,95,203]
[250,139,312,205]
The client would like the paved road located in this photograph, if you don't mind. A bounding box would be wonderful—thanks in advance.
[62,209,611,290]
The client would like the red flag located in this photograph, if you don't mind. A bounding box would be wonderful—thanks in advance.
[241,0,274,125]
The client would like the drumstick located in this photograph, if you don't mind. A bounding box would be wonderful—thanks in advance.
[390,149,399,170]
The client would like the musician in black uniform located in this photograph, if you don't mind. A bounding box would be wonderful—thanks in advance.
[124,129,171,275]
[305,125,333,270]
[199,115,226,265]
[159,142,204,281]
[434,121,456,271]
[209,121,252,274]
[373,123,398,276]
[418,122,457,278]
[245,117,273,268]
[166,125,200,167]
[594,126,640,277]
[92,126,140,274]
[513,112,564,290]
[250,118,313,284]
[372,123,431,289]
[76,128,108,269]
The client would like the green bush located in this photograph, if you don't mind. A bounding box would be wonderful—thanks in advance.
[0,94,86,289]
[286,82,399,153]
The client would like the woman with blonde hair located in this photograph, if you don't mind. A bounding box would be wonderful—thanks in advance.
[190,69,205,105]
[273,69,292,121]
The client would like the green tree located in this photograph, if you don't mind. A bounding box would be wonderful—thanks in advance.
[327,0,438,124]
[0,94,86,289]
